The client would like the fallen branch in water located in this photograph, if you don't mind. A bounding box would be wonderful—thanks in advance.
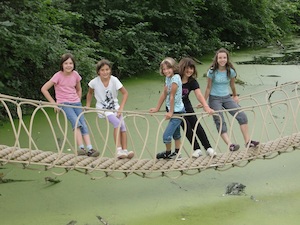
[96,215,110,225]
[44,176,61,184]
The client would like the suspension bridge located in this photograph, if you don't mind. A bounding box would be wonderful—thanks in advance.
[0,81,299,179]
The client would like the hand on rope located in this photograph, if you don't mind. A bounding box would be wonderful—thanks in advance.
[196,103,214,115]
[53,106,60,114]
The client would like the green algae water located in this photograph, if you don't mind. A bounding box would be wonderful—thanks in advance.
[1,37,300,225]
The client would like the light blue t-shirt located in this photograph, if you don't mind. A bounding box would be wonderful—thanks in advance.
[207,68,236,96]
[165,74,184,112]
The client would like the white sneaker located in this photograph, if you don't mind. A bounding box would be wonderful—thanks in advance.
[192,149,203,158]
[207,148,217,157]
[123,150,134,159]
[117,149,127,159]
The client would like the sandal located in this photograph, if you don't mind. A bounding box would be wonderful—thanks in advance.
[245,140,259,148]
[229,144,240,151]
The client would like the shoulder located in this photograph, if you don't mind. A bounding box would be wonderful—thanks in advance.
[229,68,236,77]
[172,74,181,81]
[188,78,199,89]
[207,69,215,78]
[89,76,98,83]
[190,78,199,86]
[51,71,62,81]
[72,70,81,79]
[111,75,121,82]
[111,75,118,80]
[111,75,123,88]
[53,71,62,77]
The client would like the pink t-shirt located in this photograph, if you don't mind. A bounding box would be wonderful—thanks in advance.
[50,70,82,103]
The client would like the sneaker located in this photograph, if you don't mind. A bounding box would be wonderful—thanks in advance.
[156,151,171,159]
[229,144,240,151]
[206,147,217,157]
[169,151,182,161]
[77,148,86,156]
[123,150,134,159]
[192,149,203,158]
[87,149,100,157]
[117,149,128,159]
[245,140,259,148]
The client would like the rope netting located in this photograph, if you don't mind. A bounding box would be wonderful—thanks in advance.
[0,81,299,179]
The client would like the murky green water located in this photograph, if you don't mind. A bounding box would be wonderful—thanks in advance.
[1,37,300,225]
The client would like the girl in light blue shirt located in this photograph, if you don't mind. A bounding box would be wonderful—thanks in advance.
[204,48,259,151]
[150,57,185,160]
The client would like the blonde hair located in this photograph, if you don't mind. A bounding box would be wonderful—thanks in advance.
[159,57,178,75]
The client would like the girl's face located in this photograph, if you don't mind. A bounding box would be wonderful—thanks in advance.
[162,64,174,77]
[217,52,228,67]
[184,66,194,78]
[98,64,111,78]
[62,58,74,73]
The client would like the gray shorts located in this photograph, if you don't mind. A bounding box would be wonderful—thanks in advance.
[209,95,248,134]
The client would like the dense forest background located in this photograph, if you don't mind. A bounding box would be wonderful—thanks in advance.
[0,0,299,101]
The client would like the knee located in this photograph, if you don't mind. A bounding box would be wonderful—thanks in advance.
[163,134,172,144]
[237,113,248,125]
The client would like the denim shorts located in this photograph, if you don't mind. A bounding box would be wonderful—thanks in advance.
[163,108,185,144]
[209,95,248,134]
[60,102,89,135]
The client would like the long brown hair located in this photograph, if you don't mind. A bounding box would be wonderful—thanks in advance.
[208,48,236,78]
[178,57,198,82]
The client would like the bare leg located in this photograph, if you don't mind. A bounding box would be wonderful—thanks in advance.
[75,128,83,146]
[221,132,231,145]
[174,138,181,150]
[120,131,127,150]
[165,142,172,151]
[113,128,122,148]
[240,124,250,144]
[82,134,92,146]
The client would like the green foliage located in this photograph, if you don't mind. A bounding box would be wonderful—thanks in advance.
[0,0,98,99]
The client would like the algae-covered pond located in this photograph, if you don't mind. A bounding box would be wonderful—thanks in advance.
[1,37,300,225]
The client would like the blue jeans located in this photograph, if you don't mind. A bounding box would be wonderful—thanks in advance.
[60,102,89,135]
[163,109,185,144]
[209,95,248,134]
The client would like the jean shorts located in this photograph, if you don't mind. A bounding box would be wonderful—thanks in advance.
[60,102,89,135]
[163,108,185,144]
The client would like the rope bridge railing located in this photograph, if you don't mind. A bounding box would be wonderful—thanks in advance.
[0,81,299,179]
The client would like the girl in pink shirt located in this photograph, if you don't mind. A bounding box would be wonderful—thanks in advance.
[41,53,99,157]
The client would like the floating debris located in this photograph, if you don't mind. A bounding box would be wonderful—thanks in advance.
[0,172,33,184]
[96,215,110,225]
[225,182,246,195]
[44,176,61,184]
[250,195,259,202]
[66,220,77,225]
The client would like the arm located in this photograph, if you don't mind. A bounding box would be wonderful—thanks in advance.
[149,85,167,113]
[41,80,56,104]
[204,77,212,101]
[86,87,94,108]
[75,81,82,100]
[230,77,239,103]
[117,86,128,117]
[165,82,178,119]
[194,88,214,114]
